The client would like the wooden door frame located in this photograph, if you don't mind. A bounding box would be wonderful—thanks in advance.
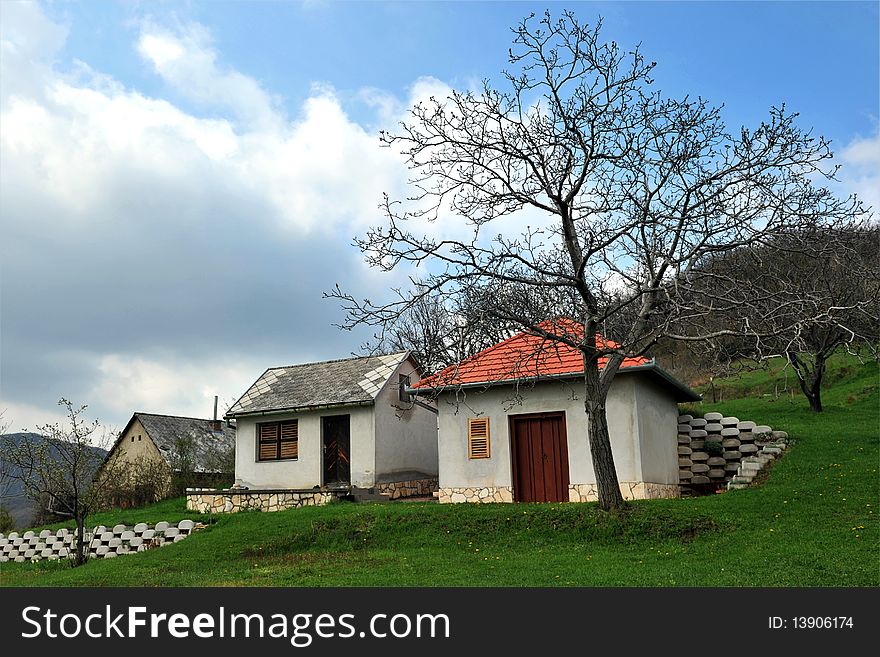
[508,411,569,503]
[321,414,351,486]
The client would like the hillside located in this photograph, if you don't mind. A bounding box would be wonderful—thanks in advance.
[0,433,107,528]
[2,354,877,586]
[683,350,877,405]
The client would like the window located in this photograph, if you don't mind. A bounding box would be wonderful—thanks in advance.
[131,436,134,442]
[398,373,412,403]
[468,417,490,459]
[258,420,299,461]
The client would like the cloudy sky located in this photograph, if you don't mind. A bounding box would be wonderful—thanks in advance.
[1,1,877,436]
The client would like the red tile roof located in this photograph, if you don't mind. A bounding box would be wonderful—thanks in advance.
[414,319,650,389]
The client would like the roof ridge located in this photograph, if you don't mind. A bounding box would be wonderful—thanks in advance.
[428,321,581,380]
[135,412,219,422]
[267,351,407,371]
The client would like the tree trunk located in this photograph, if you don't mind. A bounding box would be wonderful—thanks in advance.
[788,351,825,413]
[808,352,826,413]
[74,515,87,567]
[582,354,625,511]
[804,377,823,413]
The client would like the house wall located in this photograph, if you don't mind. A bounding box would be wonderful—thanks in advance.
[634,375,681,485]
[112,418,168,467]
[373,358,439,481]
[437,374,679,502]
[234,405,375,489]
[101,417,173,502]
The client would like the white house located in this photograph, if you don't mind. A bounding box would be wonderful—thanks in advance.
[411,324,700,503]
[225,352,438,498]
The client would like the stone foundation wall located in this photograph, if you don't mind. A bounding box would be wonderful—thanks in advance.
[439,482,677,503]
[0,520,199,563]
[568,482,680,502]
[676,413,789,490]
[375,477,438,500]
[186,488,339,513]
[438,486,514,503]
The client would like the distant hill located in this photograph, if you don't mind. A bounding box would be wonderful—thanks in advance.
[1,432,107,529]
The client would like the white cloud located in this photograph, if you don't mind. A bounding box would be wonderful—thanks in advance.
[839,130,880,212]
[0,0,67,104]
[0,4,564,434]
[0,5,428,430]
[359,75,461,132]
[246,86,408,235]
[1,15,415,237]
[138,32,186,69]
[358,86,402,129]
[91,354,260,421]
[1,400,73,436]
[408,75,457,109]
[136,20,281,132]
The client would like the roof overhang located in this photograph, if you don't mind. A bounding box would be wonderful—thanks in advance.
[614,363,702,403]
[409,362,701,404]
[225,399,375,420]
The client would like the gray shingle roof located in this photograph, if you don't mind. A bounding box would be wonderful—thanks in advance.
[135,413,235,473]
[227,352,408,417]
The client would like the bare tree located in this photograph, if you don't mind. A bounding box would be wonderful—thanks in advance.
[329,11,864,510]
[0,410,12,502]
[1,399,127,565]
[0,411,17,532]
[684,222,879,411]
[99,455,172,509]
[366,290,523,374]
[773,224,878,412]
[198,437,235,482]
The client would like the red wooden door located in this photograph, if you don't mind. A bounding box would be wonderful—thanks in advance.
[510,412,569,503]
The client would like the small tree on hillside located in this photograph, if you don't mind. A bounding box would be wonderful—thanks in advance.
[329,11,864,510]
[769,224,878,412]
[0,507,14,533]
[1,399,127,566]
[684,223,879,411]
[0,410,16,532]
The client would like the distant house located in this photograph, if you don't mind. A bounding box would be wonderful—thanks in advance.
[102,413,236,503]
[225,352,438,496]
[412,323,700,503]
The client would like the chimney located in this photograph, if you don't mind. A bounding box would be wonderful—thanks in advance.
[209,395,222,431]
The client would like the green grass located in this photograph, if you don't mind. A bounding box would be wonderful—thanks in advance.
[691,349,878,407]
[3,353,877,587]
[25,497,195,534]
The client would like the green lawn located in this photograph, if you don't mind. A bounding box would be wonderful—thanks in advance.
[20,496,197,534]
[3,353,877,587]
[692,349,878,407]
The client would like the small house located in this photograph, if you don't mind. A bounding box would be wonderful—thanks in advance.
[102,412,236,503]
[412,324,700,503]
[225,352,438,497]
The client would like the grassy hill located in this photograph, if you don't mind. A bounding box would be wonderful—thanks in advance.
[687,349,877,407]
[2,353,877,587]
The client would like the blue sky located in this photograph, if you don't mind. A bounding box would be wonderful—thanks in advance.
[1,1,878,435]
[44,1,878,139]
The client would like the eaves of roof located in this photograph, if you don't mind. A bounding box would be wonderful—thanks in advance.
[225,399,375,419]
[409,361,701,403]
